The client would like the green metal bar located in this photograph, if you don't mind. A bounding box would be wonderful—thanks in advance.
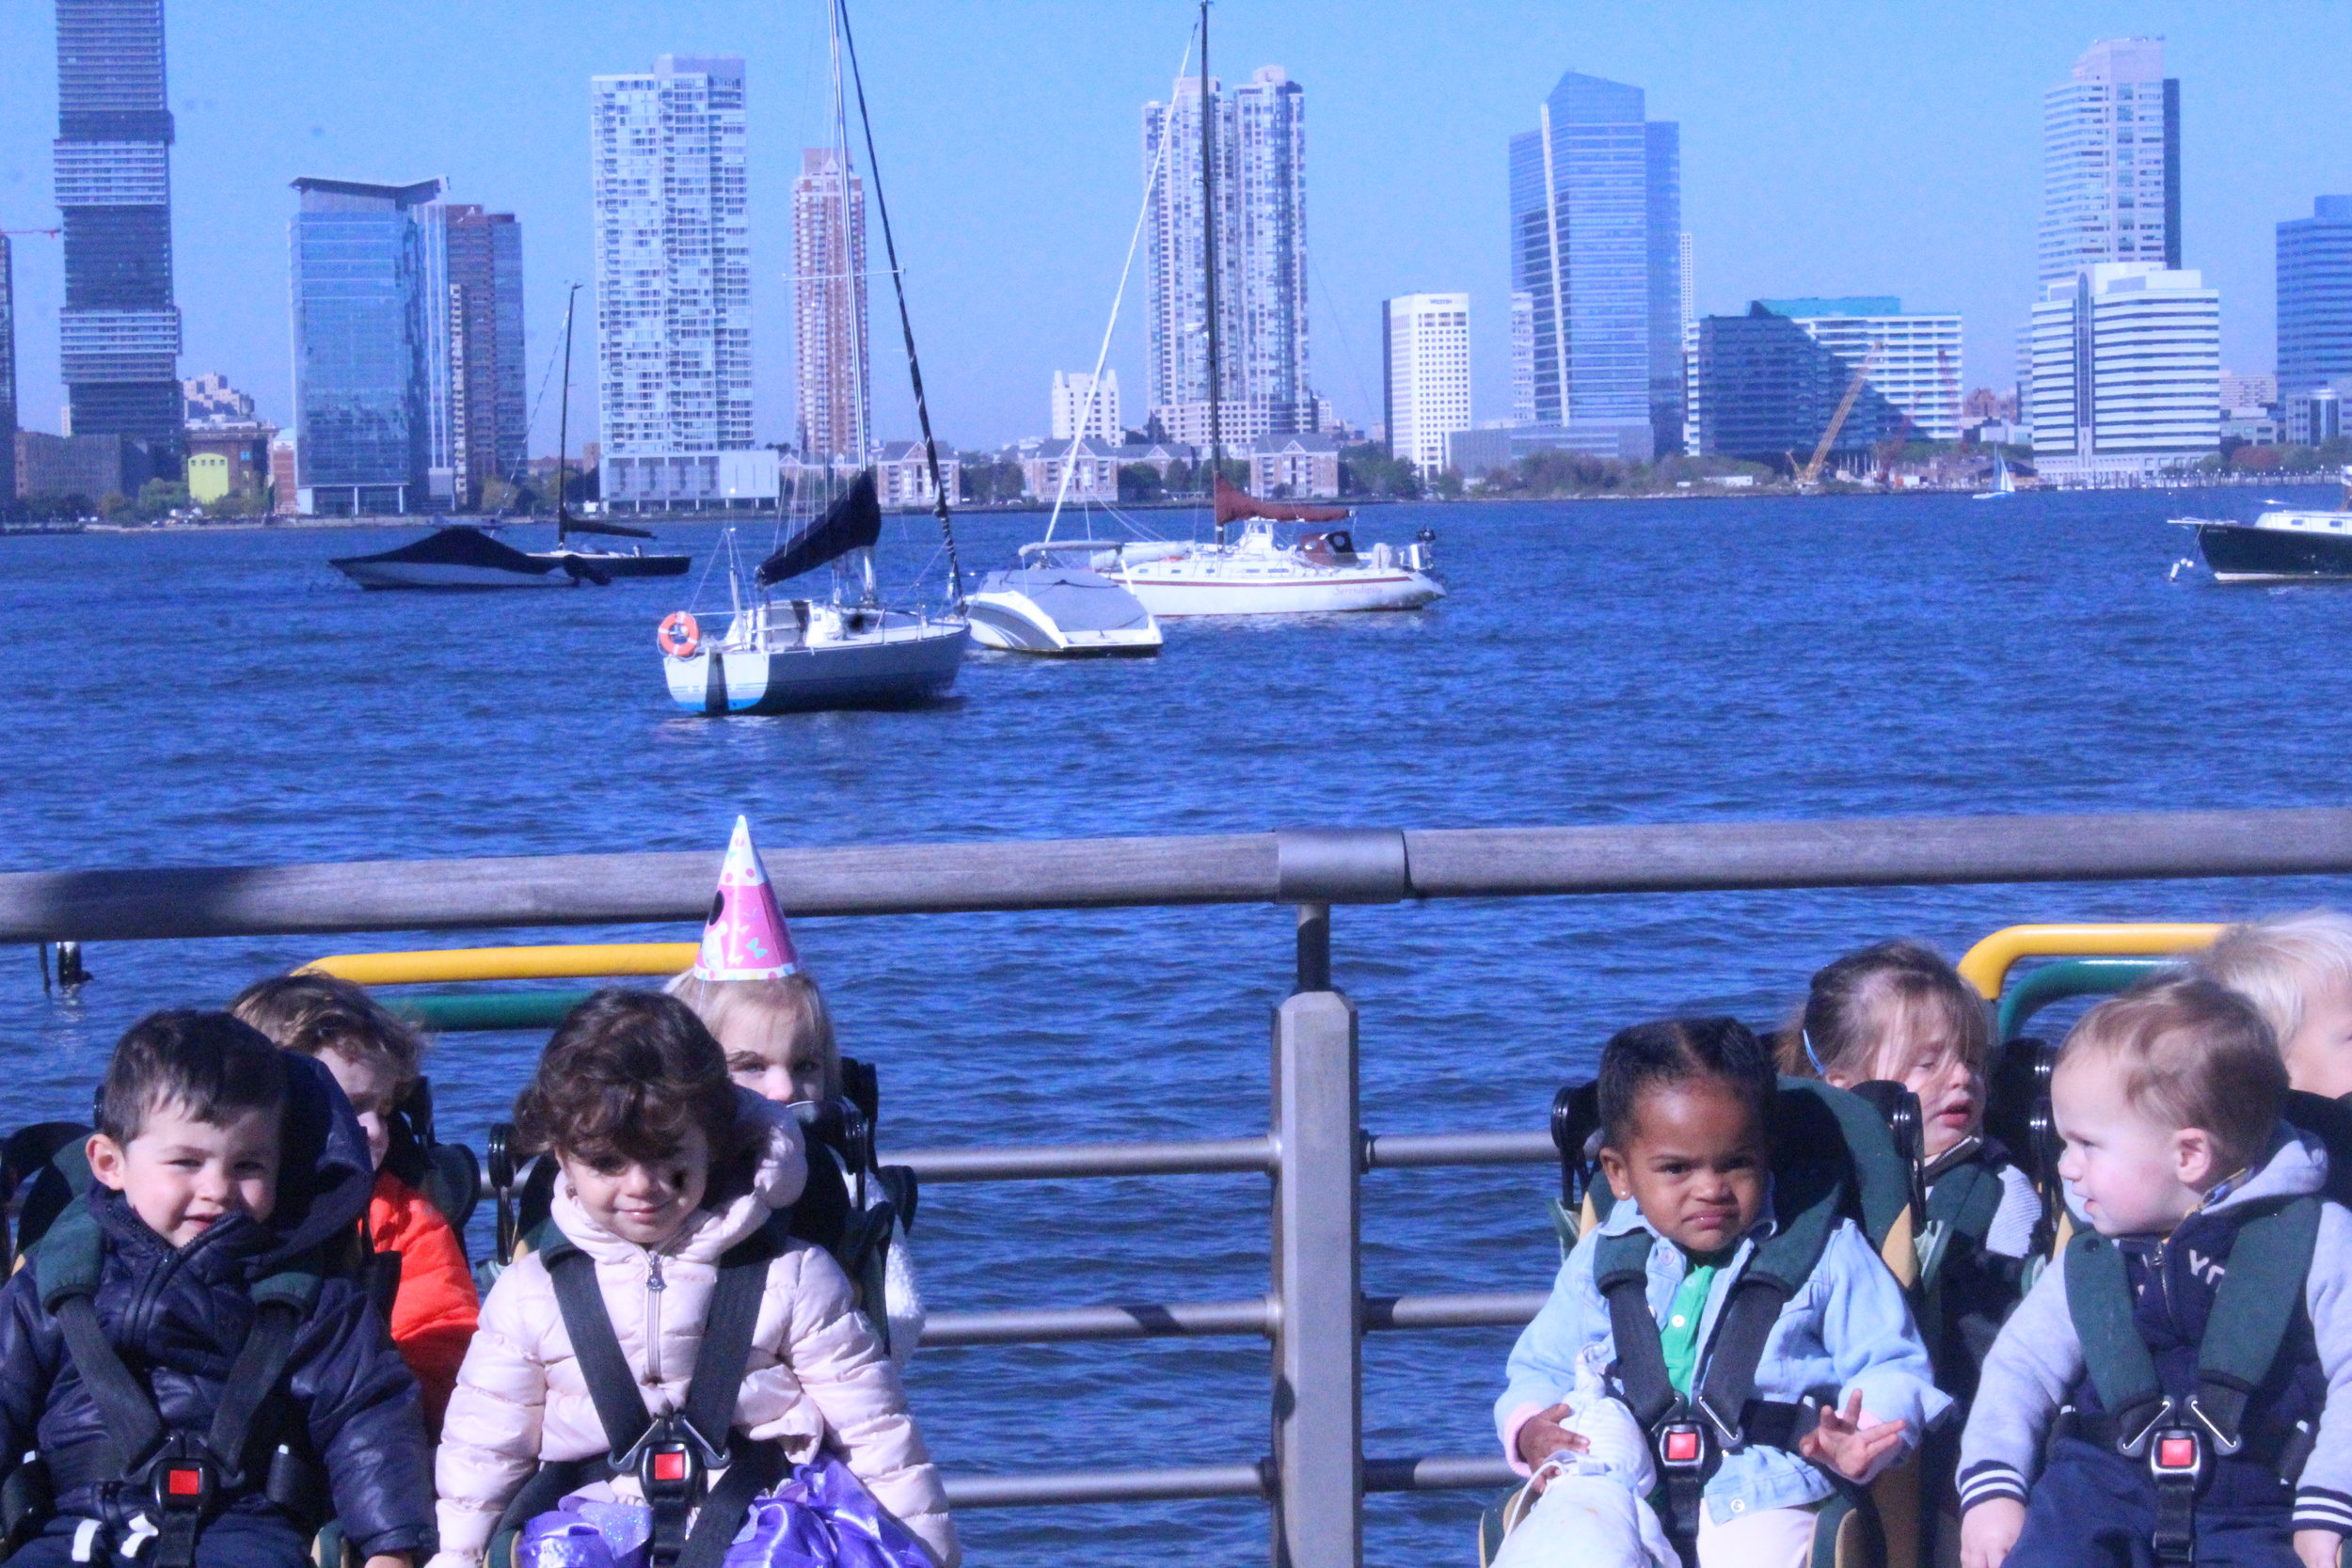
[389,990,596,1033]
[1998,958,2176,1039]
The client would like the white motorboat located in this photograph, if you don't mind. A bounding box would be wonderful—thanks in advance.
[1972,451,2016,500]
[1098,480,1443,618]
[966,561,1162,655]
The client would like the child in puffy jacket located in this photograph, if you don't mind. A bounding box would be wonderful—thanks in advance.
[426,990,957,1568]
[231,973,480,1433]
[0,1011,432,1567]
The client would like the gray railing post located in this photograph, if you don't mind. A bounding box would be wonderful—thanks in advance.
[1270,901,1361,1567]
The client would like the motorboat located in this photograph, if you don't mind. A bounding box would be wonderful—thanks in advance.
[1099,479,1443,618]
[532,540,691,579]
[524,282,691,580]
[2172,502,2352,583]
[966,560,1162,656]
[1972,451,2016,500]
[331,525,594,591]
[659,474,969,715]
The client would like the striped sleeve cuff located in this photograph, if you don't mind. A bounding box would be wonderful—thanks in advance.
[1958,1461,2029,1512]
[2293,1486,2352,1535]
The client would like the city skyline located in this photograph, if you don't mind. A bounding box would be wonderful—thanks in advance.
[5,2,2352,455]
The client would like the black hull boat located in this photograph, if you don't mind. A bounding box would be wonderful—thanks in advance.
[2185,512,2352,583]
[332,526,588,591]
[528,546,691,578]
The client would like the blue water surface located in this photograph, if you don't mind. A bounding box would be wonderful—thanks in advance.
[2,486,2346,1564]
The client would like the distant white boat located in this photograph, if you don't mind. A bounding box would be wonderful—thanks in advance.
[1973,451,2016,500]
[966,562,1162,656]
[1096,480,1444,619]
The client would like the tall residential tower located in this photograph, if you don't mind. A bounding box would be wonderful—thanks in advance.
[426,205,526,505]
[55,0,182,479]
[2279,198,2352,398]
[791,148,868,462]
[2040,38,2180,287]
[1508,70,1682,460]
[592,55,752,513]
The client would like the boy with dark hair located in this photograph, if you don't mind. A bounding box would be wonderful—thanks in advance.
[1960,979,2352,1568]
[0,1010,432,1568]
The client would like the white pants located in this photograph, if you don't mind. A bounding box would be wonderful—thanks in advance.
[1493,1489,1818,1568]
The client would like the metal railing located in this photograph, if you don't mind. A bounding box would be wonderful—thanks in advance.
[10,807,2352,1568]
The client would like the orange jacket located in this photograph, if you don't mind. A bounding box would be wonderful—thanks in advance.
[370,1168,481,1433]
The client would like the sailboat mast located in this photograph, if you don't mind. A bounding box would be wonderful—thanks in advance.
[554,282,578,545]
[1200,0,1225,545]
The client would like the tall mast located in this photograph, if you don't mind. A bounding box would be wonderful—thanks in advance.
[1200,0,1225,544]
[554,281,578,545]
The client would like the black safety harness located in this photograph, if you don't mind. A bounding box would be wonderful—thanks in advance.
[2058,1195,2322,1567]
[1912,1140,2010,1350]
[14,1196,328,1568]
[486,1215,791,1568]
[1595,1179,1844,1568]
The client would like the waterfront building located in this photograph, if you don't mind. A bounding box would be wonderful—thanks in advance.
[181,372,253,424]
[593,55,753,515]
[2284,384,2347,446]
[1051,370,1122,443]
[1020,436,1124,503]
[290,177,441,515]
[2219,372,2276,412]
[183,420,272,505]
[269,434,296,514]
[2279,198,2352,397]
[2029,262,2218,482]
[793,147,867,463]
[1694,299,1960,463]
[1143,65,1315,448]
[1507,70,1681,461]
[16,429,124,502]
[1381,293,1471,480]
[424,204,525,506]
[1509,290,1534,425]
[1249,431,1340,499]
[874,441,958,508]
[2041,38,2180,288]
[0,236,14,507]
[54,0,182,479]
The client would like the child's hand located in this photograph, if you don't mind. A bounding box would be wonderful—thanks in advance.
[1515,1402,1587,1486]
[1960,1499,2026,1568]
[1797,1389,1909,1481]
[2295,1528,2343,1568]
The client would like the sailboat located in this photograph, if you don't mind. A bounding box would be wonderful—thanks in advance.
[655,0,969,714]
[529,282,691,578]
[1972,450,2017,500]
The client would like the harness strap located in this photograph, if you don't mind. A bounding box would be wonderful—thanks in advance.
[674,1441,787,1568]
[681,1228,779,1451]
[545,1245,658,1462]
[2062,1230,2169,1450]
[2191,1196,2324,1451]
[1692,1281,1790,1449]
[52,1295,167,1473]
[1594,1237,1677,1432]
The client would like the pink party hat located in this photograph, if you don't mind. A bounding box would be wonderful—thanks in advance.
[692,816,801,980]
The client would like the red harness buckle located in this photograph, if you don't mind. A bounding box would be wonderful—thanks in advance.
[2150,1427,2204,1486]
[1658,1421,1708,1471]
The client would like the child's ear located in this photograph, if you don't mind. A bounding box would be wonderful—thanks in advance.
[86,1132,129,1192]
[1597,1146,1633,1201]
[2172,1126,2221,1193]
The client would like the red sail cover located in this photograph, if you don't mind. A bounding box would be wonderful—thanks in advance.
[1213,474,1350,527]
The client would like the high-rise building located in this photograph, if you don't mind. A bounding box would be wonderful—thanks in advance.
[424,205,526,505]
[289,177,441,515]
[792,147,867,462]
[2040,39,2180,288]
[2030,262,2218,481]
[1143,66,1314,448]
[0,236,15,508]
[1509,290,1535,425]
[55,0,183,480]
[1382,293,1471,479]
[1508,70,1682,461]
[593,55,752,514]
[1695,298,1960,460]
[1051,370,1121,442]
[2279,198,2352,398]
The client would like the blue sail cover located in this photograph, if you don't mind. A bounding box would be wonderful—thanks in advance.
[757,469,882,587]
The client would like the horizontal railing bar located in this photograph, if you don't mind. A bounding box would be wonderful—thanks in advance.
[939,1454,1515,1508]
[885,1136,1276,1181]
[14,806,2352,942]
[919,1291,1543,1347]
[1363,1131,1556,1168]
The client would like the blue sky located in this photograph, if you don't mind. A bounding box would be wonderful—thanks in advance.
[5,1,2351,453]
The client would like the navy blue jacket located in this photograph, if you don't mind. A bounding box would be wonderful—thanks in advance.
[0,1055,434,1560]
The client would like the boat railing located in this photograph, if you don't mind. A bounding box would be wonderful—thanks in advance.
[11,806,2352,1566]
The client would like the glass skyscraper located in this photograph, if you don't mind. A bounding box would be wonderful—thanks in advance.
[2040,39,2181,288]
[55,0,183,474]
[1508,71,1681,460]
[290,178,440,516]
[2279,198,2352,398]
[422,204,526,506]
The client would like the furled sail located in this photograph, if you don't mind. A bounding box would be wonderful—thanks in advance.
[1213,473,1349,527]
[756,469,884,587]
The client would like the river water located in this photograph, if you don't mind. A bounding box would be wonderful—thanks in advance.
[5,486,2349,1563]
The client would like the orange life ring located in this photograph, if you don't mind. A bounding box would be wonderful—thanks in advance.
[658,611,701,659]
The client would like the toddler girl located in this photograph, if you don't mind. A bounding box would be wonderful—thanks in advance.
[230,971,481,1433]
[426,989,956,1568]
[666,816,923,1363]
[2197,909,2352,1099]
[1497,1017,1947,1568]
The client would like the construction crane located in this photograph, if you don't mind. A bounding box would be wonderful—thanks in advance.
[1798,343,1883,486]
[1875,408,1918,487]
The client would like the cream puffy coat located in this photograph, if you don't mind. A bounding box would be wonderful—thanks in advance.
[427,1100,957,1567]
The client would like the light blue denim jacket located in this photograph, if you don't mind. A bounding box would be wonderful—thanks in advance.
[1495,1189,1951,1526]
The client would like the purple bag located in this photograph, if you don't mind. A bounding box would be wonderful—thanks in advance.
[516,1498,654,1568]
[722,1454,933,1568]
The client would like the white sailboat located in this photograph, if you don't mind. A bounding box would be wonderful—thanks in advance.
[1972,450,2017,500]
[653,0,969,715]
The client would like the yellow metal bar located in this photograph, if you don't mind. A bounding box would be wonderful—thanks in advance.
[300,942,699,987]
[1957,924,2226,1002]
